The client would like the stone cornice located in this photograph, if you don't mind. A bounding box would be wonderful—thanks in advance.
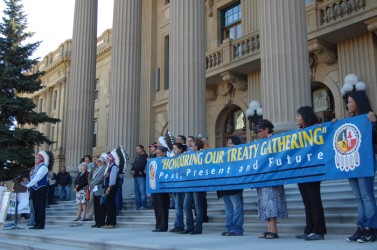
[40,57,70,73]
[97,44,112,58]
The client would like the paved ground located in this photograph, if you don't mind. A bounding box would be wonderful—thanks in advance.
[1,223,376,250]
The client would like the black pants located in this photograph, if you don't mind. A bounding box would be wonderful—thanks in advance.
[153,193,170,231]
[47,184,56,204]
[298,182,327,235]
[105,188,117,226]
[32,186,47,228]
[93,195,106,226]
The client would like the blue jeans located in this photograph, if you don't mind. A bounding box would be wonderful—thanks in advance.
[174,192,185,229]
[29,199,35,226]
[223,191,244,235]
[116,176,124,214]
[134,177,147,208]
[349,175,377,229]
[57,185,70,200]
[183,192,205,232]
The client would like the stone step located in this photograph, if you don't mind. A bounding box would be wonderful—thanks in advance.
[0,225,369,250]
[18,219,354,236]
[47,196,359,214]
[40,178,376,236]
[0,237,84,250]
[44,211,357,225]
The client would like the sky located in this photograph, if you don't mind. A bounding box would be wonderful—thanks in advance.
[0,0,114,59]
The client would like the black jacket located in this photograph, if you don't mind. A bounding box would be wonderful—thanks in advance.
[131,153,148,178]
[56,171,72,186]
[74,171,89,191]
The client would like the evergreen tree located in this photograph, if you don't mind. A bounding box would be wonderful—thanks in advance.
[0,0,59,179]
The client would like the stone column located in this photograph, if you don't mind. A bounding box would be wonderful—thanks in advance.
[169,0,206,136]
[43,88,52,151]
[242,0,259,34]
[108,0,141,160]
[57,78,67,163]
[259,0,311,131]
[65,0,98,171]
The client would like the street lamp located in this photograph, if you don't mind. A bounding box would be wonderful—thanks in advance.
[340,73,366,109]
[246,100,264,131]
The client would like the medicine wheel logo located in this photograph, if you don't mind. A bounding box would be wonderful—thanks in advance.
[333,123,361,172]
[149,161,157,190]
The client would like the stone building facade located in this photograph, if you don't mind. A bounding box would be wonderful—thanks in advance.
[24,0,377,194]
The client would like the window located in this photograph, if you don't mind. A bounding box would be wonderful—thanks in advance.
[234,110,245,130]
[94,78,99,100]
[53,90,58,110]
[222,2,242,41]
[51,126,55,142]
[311,82,335,123]
[93,120,97,148]
[39,99,43,112]
[164,36,169,90]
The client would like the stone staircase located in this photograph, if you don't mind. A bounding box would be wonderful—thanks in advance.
[42,179,376,234]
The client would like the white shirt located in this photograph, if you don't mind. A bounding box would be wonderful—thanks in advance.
[26,163,48,188]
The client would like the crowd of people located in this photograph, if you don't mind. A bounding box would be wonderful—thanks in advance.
[19,91,376,244]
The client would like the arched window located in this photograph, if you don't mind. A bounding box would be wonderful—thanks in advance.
[222,106,246,146]
[312,82,335,122]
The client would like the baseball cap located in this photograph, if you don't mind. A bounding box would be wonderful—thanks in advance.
[149,142,159,147]
[197,133,208,140]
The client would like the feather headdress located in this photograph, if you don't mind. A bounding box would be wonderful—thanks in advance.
[158,130,176,157]
[108,146,129,173]
[38,150,54,170]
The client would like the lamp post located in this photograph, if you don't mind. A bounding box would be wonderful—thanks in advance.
[246,100,264,132]
[340,73,366,109]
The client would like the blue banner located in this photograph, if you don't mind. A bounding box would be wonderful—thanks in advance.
[146,115,375,193]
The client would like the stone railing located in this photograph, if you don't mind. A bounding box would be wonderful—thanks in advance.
[206,47,223,70]
[319,0,366,25]
[96,29,112,53]
[206,31,260,71]
[232,32,260,59]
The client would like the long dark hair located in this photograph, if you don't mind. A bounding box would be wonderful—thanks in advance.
[297,106,319,127]
[173,142,186,153]
[348,91,373,115]
[227,135,241,146]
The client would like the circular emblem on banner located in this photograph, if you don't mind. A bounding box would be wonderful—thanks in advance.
[149,161,157,190]
[333,123,361,172]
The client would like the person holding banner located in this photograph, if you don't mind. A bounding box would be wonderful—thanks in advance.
[295,106,327,241]
[152,146,170,232]
[343,91,377,243]
[255,120,288,239]
[217,135,244,236]
[181,138,206,235]
[169,143,187,233]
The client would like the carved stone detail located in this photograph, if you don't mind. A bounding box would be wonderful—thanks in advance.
[308,39,337,65]
[220,71,247,91]
[366,17,377,36]
[206,85,217,101]
[205,0,214,17]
